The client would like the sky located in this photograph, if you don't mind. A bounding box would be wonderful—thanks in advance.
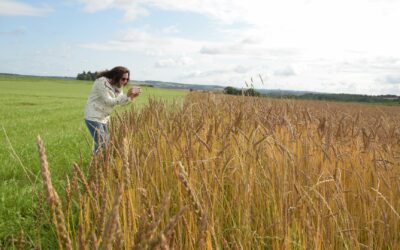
[1,0,400,95]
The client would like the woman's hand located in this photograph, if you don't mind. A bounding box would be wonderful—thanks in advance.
[127,87,141,99]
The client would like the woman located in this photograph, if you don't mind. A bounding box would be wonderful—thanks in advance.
[84,66,140,153]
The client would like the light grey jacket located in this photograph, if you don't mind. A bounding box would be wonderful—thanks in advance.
[84,77,130,124]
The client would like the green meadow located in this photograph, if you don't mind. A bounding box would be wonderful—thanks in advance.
[0,75,186,248]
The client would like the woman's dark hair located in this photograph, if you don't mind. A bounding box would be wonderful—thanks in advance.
[97,66,130,87]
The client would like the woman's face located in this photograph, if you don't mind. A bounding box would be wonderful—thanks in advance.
[119,73,129,87]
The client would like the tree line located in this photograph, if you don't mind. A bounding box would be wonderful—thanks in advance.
[224,86,261,97]
[76,71,98,81]
[292,93,400,104]
[223,86,399,104]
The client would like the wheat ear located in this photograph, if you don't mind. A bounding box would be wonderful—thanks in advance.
[37,135,72,250]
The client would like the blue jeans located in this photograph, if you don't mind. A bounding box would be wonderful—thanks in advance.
[85,119,109,154]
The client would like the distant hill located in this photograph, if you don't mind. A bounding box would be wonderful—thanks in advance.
[257,89,313,96]
[132,80,226,92]
[286,92,400,104]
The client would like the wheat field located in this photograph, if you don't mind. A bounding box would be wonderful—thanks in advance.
[36,92,400,249]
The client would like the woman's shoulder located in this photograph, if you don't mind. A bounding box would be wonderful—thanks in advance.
[95,76,110,83]
[95,77,113,88]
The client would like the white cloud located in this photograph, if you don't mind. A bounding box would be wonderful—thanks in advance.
[75,0,147,20]
[121,4,148,21]
[333,56,400,74]
[200,43,243,55]
[76,0,113,12]
[182,69,234,79]
[234,65,250,74]
[76,0,243,23]
[274,66,296,77]
[155,56,194,68]
[0,0,52,16]
[155,59,175,68]
[76,0,400,57]
[241,37,263,45]
[181,65,255,80]
[200,42,301,57]
[81,28,206,55]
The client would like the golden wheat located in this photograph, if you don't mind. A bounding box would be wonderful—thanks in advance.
[37,93,400,249]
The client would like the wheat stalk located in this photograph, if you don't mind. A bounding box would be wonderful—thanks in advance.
[37,136,72,250]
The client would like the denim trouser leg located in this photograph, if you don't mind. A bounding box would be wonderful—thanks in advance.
[85,119,109,154]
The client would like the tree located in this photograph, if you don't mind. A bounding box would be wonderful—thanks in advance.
[224,86,261,96]
[76,71,98,81]
[244,88,260,97]
[224,86,241,95]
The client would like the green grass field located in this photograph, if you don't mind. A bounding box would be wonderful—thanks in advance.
[0,75,187,248]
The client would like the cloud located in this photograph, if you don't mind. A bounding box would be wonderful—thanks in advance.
[81,28,204,55]
[155,56,194,68]
[333,56,400,74]
[273,66,296,76]
[120,29,163,45]
[121,6,148,21]
[200,42,300,58]
[76,0,148,20]
[181,69,227,79]
[241,37,263,45]
[76,0,113,13]
[373,56,400,65]
[181,65,252,79]
[76,0,244,23]
[76,0,400,59]
[0,1,52,16]
[200,44,242,55]
[233,65,250,74]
